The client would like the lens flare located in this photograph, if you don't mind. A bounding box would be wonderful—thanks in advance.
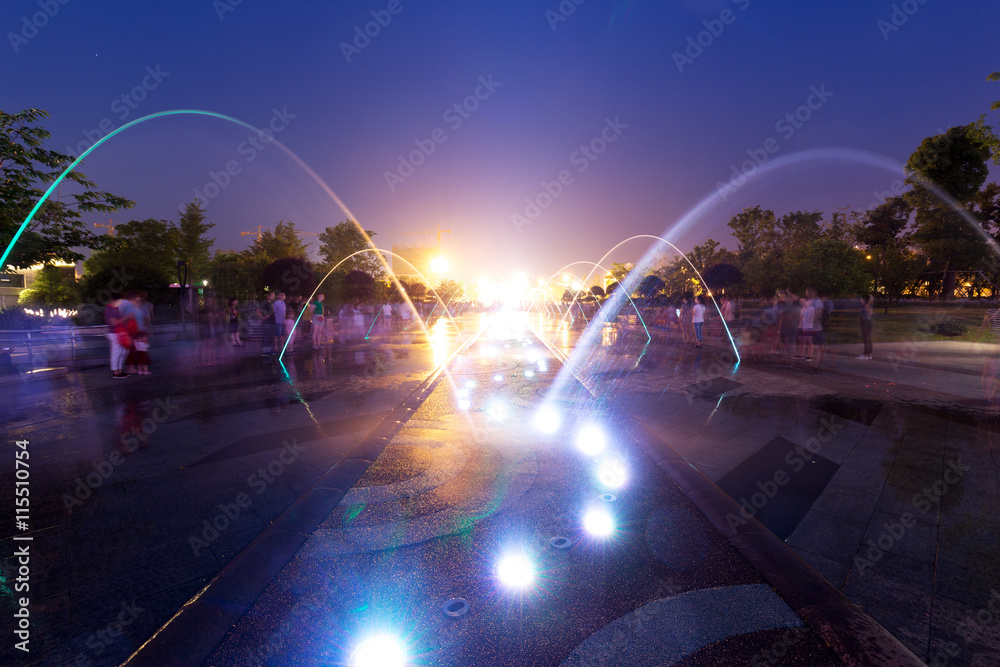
[584,508,615,537]
[532,405,561,434]
[575,424,607,456]
[497,553,535,589]
[352,635,407,667]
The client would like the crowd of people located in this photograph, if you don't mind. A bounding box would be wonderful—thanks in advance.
[646,289,877,371]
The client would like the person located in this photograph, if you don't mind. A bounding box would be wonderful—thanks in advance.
[680,296,693,344]
[981,307,1000,410]
[257,292,276,355]
[781,290,800,361]
[284,296,297,353]
[272,292,287,354]
[104,294,131,378]
[228,298,243,347]
[797,296,816,361]
[310,294,326,349]
[692,295,706,348]
[805,288,826,371]
[857,295,874,360]
[131,332,151,375]
[400,300,412,330]
[721,295,736,342]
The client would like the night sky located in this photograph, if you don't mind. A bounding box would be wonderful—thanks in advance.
[2,0,998,282]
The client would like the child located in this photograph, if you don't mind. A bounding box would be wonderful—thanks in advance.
[132,332,152,375]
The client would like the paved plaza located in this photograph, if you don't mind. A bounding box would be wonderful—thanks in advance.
[2,311,999,665]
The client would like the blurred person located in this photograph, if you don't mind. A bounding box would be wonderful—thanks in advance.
[228,297,243,347]
[680,296,693,344]
[104,293,131,378]
[797,296,817,363]
[283,296,297,353]
[980,306,1000,409]
[781,290,800,360]
[721,295,736,342]
[273,292,287,354]
[310,294,326,348]
[692,295,706,348]
[257,292,276,355]
[400,300,412,330]
[131,331,151,375]
[857,294,874,360]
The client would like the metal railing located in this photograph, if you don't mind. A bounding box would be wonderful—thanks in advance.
[0,326,110,366]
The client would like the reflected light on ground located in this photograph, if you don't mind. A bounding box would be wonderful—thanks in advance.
[597,458,628,489]
[429,317,450,365]
[575,424,607,456]
[583,508,615,538]
[351,635,407,667]
[497,553,535,589]
[532,405,561,434]
[486,398,508,423]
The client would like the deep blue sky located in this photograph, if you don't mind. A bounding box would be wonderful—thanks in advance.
[2,0,998,281]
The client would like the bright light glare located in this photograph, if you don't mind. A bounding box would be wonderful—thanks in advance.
[458,398,471,411]
[524,369,535,378]
[430,256,449,274]
[493,374,503,383]
[598,458,628,489]
[576,424,607,456]
[352,635,407,667]
[533,405,561,434]
[497,553,535,588]
[486,399,508,422]
[584,508,615,537]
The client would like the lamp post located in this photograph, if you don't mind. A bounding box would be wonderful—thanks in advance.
[177,260,188,339]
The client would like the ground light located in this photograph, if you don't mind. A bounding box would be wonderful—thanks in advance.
[497,553,535,589]
[583,507,615,538]
[532,405,562,434]
[351,635,407,667]
[575,424,607,456]
[597,458,628,489]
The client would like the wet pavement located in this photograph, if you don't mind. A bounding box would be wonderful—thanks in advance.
[3,310,998,665]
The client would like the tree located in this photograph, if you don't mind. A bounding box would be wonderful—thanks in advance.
[260,257,317,297]
[702,263,744,293]
[397,279,426,302]
[589,285,605,299]
[318,220,382,276]
[176,201,215,283]
[972,68,1000,165]
[342,270,375,303]
[659,238,735,297]
[727,207,783,296]
[209,249,264,303]
[855,197,919,311]
[85,218,179,280]
[905,124,993,299]
[17,264,78,309]
[432,278,464,305]
[1,109,134,271]
[784,238,871,297]
[250,220,309,262]
[637,275,665,299]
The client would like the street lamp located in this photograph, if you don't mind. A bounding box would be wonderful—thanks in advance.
[430,256,449,274]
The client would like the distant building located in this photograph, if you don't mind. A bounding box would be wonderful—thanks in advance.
[0,261,80,308]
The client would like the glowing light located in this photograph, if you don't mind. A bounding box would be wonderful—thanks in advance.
[532,405,561,434]
[598,458,628,489]
[537,361,548,373]
[575,424,607,456]
[430,256,449,274]
[584,508,615,537]
[486,399,508,422]
[493,374,503,383]
[524,369,535,378]
[458,398,472,411]
[497,553,535,588]
[465,380,477,389]
[352,635,407,667]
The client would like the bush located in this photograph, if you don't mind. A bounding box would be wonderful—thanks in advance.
[929,320,968,337]
[0,306,49,330]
